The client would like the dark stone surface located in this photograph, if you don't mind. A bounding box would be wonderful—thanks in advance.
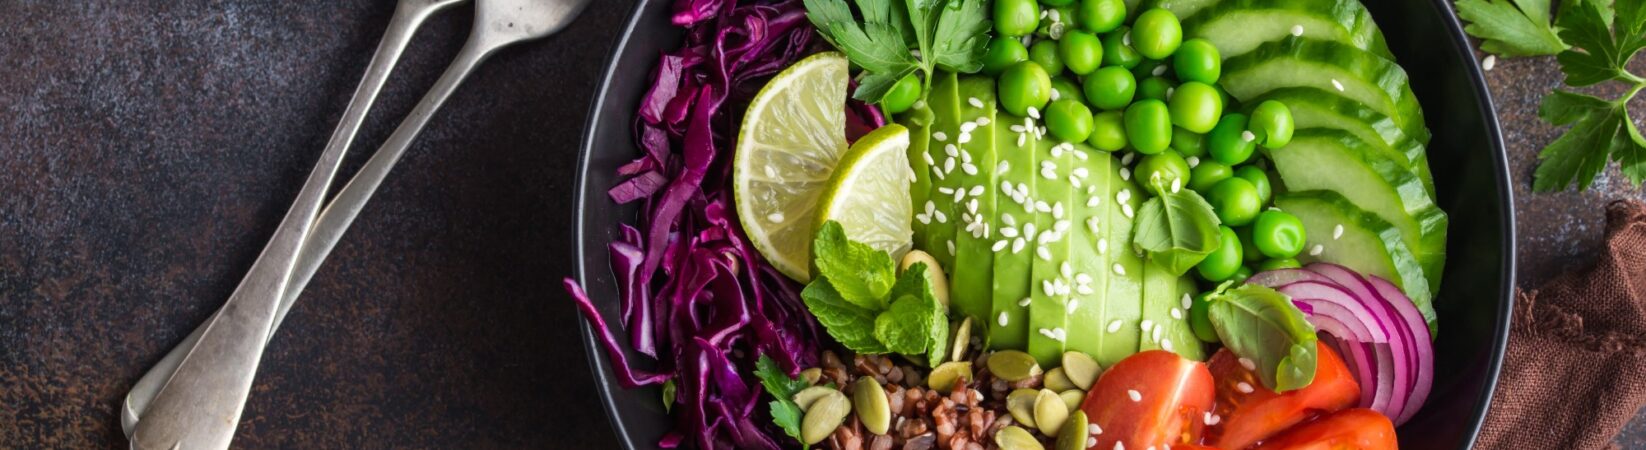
[0,0,1642,448]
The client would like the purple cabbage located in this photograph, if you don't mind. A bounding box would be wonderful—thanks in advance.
[565,1,886,448]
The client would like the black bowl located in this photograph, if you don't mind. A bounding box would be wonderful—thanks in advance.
[572,0,1516,448]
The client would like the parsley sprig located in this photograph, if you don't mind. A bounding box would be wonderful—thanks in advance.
[803,0,992,103]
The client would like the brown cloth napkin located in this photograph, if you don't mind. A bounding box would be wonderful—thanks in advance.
[1477,200,1646,449]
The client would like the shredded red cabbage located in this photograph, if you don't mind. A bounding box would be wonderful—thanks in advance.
[565,1,886,448]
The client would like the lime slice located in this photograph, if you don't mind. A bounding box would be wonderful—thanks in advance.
[814,124,915,263]
[733,52,851,282]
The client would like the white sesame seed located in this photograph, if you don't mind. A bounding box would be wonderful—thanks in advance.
[1020,297,1032,307]
[1036,201,1052,212]
[1061,262,1074,278]
[945,144,960,157]
[767,212,785,223]
[1120,167,1132,180]
[948,240,957,256]
[1042,167,1058,179]
[1001,227,1019,238]
[998,160,1010,174]
[1003,214,1017,226]
[1291,24,1305,36]
[1152,327,1162,342]
[1098,238,1108,254]
[977,116,992,125]
[1076,273,1093,285]
[1128,389,1142,402]
[923,152,936,167]
[1028,107,1041,119]
[944,157,957,174]
[1166,87,1175,100]
[1067,299,1079,314]
[1122,151,1136,165]
[939,187,955,195]
[1237,382,1255,394]
[1108,320,1123,333]
[1115,442,1126,450]
[954,188,965,203]
[1113,263,1126,275]
[1043,280,1057,296]
[1241,130,1256,142]
[1163,339,1174,352]
[916,213,931,225]
[1310,244,1324,256]
[1010,124,1027,133]
[1077,285,1095,295]
[1050,88,1062,101]
[1171,178,1182,193]
[1182,293,1193,310]
[963,163,979,175]
[1171,308,1183,320]
[999,312,1009,326]
[1017,133,1028,147]
[1141,320,1154,332]
[1089,423,1101,435]
[1239,357,1256,371]
[1013,237,1027,253]
[960,121,978,133]
[1333,224,1345,240]
[1038,246,1053,261]
[969,97,984,108]
[993,240,1009,252]
[1117,189,1131,203]
[1483,54,1497,71]
[933,131,948,142]
[1054,219,1071,233]
[1331,79,1345,91]
[1053,202,1066,218]
[1088,438,1099,447]
[958,132,972,144]
[970,186,985,196]
[1123,204,1135,218]
[1187,156,1200,168]
[1152,65,1167,76]
[1204,411,1221,426]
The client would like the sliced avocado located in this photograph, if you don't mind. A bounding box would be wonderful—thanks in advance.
[905,101,934,252]
[921,72,964,271]
[1098,153,1145,367]
[1027,138,1077,365]
[989,112,1039,351]
[1063,142,1115,363]
[950,76,1001,323]
[1138,260,1205,361]
[1276,190,1437,334]
[1182,0,1393,60]
[1246,87,1434,195]
[1220,37,1429,145]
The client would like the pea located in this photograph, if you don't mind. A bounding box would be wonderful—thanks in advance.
[1258,258,1302,271]
[1030,40,1064,75]
[1050,76,1082,104]
[999,62,1053,117]
[1198,226,1243,281]
[1236,225,1263,263]
[1249,100,1295,148]
[995,0,1042,37]
[1082,66,1136,110]
[1172,38,1221,84]
[1230,265,1254,284]
[1168,81,1223,134]
[1038,5,1079,36]
[1235,166,1272,205]
[1187,159,1231,192]
[982,37,1031,75]
[1131,8,1183,60]
[1252,210,1307,258]
[1137,77,1173,102]
[1059,31,1104,75]
[1046,100,1096,142]
[1172,127,1205,157]
[1189,292,1219,343]
[1124,99,1172,154]
[1136,152,1190,195]
[881,73,922,115]
[1078,0,1127,34]
[1101,27,1143,68]
[1039,0,1076,7]
[1087,111,1128,151]
[1215,83,1238,111]
[1208,113,1257,165]
[1208,177,1262,226]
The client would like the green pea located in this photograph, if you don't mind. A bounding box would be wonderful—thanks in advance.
[1124,99,1172,154]
[999,62,1053,117]
[1082,66,1136,110]
[1088,111,1128,151]
[1046,100,1096,142]
[1171,127,1205,157]
[1038,5,1079,36]
[1235,166,1272,205]
[1252,210,1307,258]
[1258,258,1303,271]
[1050,76,1082,104]
[1172,38,1221,84]
[1059,30,1104,75]
[1198,226,1243,282]
[1168,81,1223,134]
[1187,159,1231,192]
[1249,100,1295,149]
[1189,292,1219,343]
[1230,265,1254,284]
[982,37,1031,75]
[1078,0,1127,34]
[1030,40,1064,75]
[995,0,1042,37]
[1040,0,1076,7]
[880,72,922,115]
[1216,83,1238,112]
[1208,113,1257,165]
[1136,152,1191,195]
[1236,225,1263,263]
[1101,27,1143,68]
[1137,77,1173,102]
[1131,8,1183,60]
[1208,177,1262,226]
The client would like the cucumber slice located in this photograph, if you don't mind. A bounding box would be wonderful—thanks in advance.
[1027,140,1077,365]
[1220,37,1429,145]
[1268,129,1446,293]
[1247,87,1434,195]
[1064,143,1117,363]
[921,72,964,271]
[1275,190,1437,334]
[950,76,1001,324]
[989,112,1039,351]
[1181,0,1393,60]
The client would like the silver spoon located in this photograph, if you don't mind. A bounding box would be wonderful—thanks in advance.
[126,1,590,448]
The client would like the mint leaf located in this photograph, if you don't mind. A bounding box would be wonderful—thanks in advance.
[929,0,992,72]
[813,221,897,310]
[1456,0,1567,56]
[803,279,891,353]
[1131,182,1222,275]
[1207,284,1320,392]
[754,355,810,446]
[1533,91,1646,190]
[875,263,950,365]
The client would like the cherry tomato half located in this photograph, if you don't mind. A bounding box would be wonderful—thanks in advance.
[1203,341,1360,450]
[1081,350,1216,450]
[1252,408,1397,450]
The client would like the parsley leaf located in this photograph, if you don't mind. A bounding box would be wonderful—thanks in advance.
[1527,0,1646,191]
[1130,179,1223,275]
[812,220,897,310]
[1456,0,1568,56]
[802,279,891,353]
[805,0,991,103]
[1553,0,1644,86]
[754,355,810,447]
[928,0,992,73]
[1206,284,1320,392]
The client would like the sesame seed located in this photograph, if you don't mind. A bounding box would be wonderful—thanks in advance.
[1098,238,1108,254]
[1017,133,1028,147]
[923,152,936,166]
[1020,297,1032,307]
[1333,224,1344,240]
[999,312,1009,326]
[1204,411,1220,426]
[1166,87,1175,100]
[1152,65,1167,76]
[1182,293,1193,309]
[944,157,957,174]
[1163,339,1174,352]
[1053,202,1065,218]
[969,97,984,108]
[1120,167,1131,180]
[1122,152,1136,165]
[1087,196,1101,208]
[1108,320,1123,333]
[1050,88,1062,101]
[1054,219,1071,233]
[1141,320,1154,332]
[1036,201,1052,212]
[1241,130,1256,142]
[947,240,956,256]
[960,121,978,133]
[1113,263,1126,275]
[1043,280,1057,296]
[1117,189,1131,203]
[1073,167,1090,178]
[933,131,948,142]
[1028,106,1041,119]
[993,240,1008,252]
[1090,423,1102,435]
[1171,178,1182,193]
[946,144,960,157]
[1123,204,1135,218]
[916,213,931,225]
[1171,308,1183,320]
[1038,246,1053,261]
[767,212,785,223]
[1331,79,1345,91]
[1187,156,1200,168]
[1483,54,1497,71]
[970,186,985,196]
[958,132,972,144]
[1088,438,1099,447]
[1076,273,1093,284]
[1153,327,1162,342]
[1003,214,1017,226]
[1013,237,1027,253]
[1061,262,1074,277]
[963,163,979,175]
[1237,382,1255,394]
[1291,24,1304,36]
[1001,227,1019,238]
[954,188,965,202]
[1077,285,1095,295]
[1115,442,1126,450]
[977,116,992,125]
[939,187,955,195]
[1067,299,1079,314]
[1128,389,1142,402]
[1010,124,1027,133]
[1042,167,1058,179]
[1310,244,1324,256]
[1239,357,1256,371]
[998,160,1011,174]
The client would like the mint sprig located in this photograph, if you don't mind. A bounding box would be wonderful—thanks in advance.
[802,221,951,364]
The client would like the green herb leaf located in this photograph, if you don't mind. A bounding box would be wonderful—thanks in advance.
[1532,91,1646,190]
[929,0,992,72]
[802,279,891,353]
[1553,0,1643,86]
[1456,0,1568,57]
[854,66,920,103]
[813,221,898,309]
[661,379,677,413]
[1131,183,1223,275]
[754,355,810,446]
[806,0,991,103]
[1207,284,1319,392]
[874,262,949,365]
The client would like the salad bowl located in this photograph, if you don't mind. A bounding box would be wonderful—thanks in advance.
[572,0,1515,448]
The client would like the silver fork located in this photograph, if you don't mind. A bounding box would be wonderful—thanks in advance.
[125,1,591,448]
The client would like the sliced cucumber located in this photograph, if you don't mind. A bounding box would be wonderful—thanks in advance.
[922,72,964,271]
[1182,0,1393,60]
[950,76,1001,324]
[1268,129,1446,293]
[1275,190,1437,333]
[1220,37,1429,145]
[1247,87,1434,195]
[1027,140,1076,365]
[989,112,1039,351]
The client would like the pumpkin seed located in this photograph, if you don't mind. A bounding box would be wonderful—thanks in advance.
[987,350,1043,382]
[852,378,892,435]
[1055,410,1090,450]
[1034,389,1070,436]
[1061,351,1101,390]
[994,425,1046,450]
[950,316,973,363]
[1043,367,1076,392]
[1058,389,1085,411]
[799,368,823,386]
[1006,388,1041,428]
[793,386,836,411]
[901,250,950,307]
[926,361,973,392]
[801,391,851,445]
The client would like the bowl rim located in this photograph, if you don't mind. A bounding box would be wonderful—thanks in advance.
[571,0,1517,448]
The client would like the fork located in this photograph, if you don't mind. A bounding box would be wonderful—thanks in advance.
[125,0,591,448]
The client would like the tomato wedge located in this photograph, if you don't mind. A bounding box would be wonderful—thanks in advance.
[1080,350,1216,450]
[1252,408,1397,450]
[1204,341,1360,450]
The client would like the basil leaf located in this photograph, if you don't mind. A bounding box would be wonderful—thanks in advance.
[1207,284,1319,392]
[1130,184,1222,275]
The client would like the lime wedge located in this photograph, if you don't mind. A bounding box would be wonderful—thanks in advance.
[814,124,915,263]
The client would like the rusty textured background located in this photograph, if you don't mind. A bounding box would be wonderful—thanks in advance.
[1,0,1643,448]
